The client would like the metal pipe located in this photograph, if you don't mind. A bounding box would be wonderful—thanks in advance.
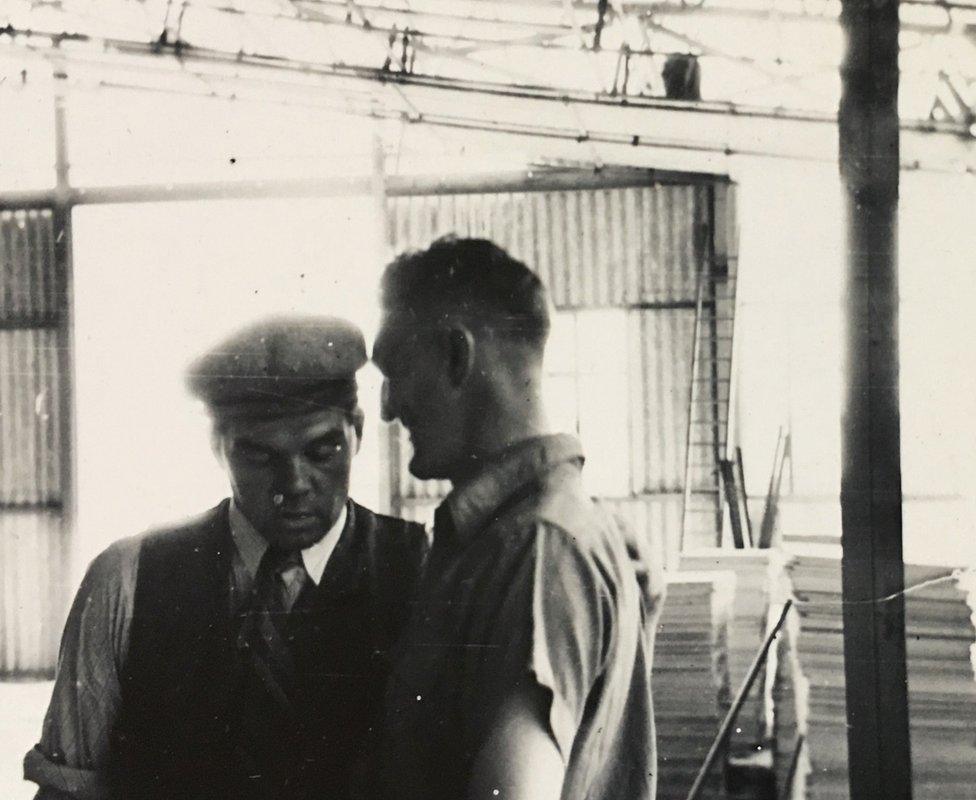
[384,165,723,194]
[71,176,373,204]
[5,26,973,135]
[52,90,76,654]
[316,0,976,27]
[0,166,726,210]
[757,427,787,549]
[293,0,578,33]
[10,63,972,175]
[838,0,913,797]
[679,263,707,556]
[684,599,794,800]
[19,71,973,175]
[735,447,753,546]
[372,132,397,517]
[228,2,701,60]
[0,176,373,210]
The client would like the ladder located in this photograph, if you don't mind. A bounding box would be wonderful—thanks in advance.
[680,204,738,552]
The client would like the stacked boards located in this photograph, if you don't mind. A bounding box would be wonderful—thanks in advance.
[770,610,800,797]
[653,571,735,800]
[783,554,976,800]
[680,549,780,755]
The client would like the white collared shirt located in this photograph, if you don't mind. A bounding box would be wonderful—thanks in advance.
[228,501,347,607]
[23,498,356,797]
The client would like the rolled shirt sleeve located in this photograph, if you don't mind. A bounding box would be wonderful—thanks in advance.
[24,539,138,800]
[380,437,658,800]
[460,522,611,761]
[609,504,666,647]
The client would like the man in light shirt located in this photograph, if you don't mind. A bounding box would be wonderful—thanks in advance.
[373,237,663,800]
[25,316,428,800]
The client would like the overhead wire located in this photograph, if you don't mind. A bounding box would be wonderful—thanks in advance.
[292,0,577,33]
[3,0,975,134]
[3,22,972,135]
[7,49,976,178]
[789,566,975,610]
[3,0,966,77]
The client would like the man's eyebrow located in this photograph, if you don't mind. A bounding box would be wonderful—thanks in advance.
[232,437,276,453]
[308,431,346,445]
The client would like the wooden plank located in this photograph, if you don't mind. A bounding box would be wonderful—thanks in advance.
[838,0,913,798]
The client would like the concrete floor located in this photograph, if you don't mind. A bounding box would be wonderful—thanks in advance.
[0,682,52,800]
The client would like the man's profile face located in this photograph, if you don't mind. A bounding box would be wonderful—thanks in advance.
[215,408,359,550]
[373,309,458,481]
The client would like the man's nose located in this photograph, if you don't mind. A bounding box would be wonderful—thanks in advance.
[279,456,313,496]
[380,379,397,423]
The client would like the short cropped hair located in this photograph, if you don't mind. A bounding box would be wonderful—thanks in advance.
[380,236,551,348]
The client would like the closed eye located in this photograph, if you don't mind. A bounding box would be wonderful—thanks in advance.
[233,441,274,465]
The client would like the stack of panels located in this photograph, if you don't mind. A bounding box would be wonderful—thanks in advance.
[784,554,976,800]
[680,549,779,752]
[770,622,800,797]
[653,571,735,800]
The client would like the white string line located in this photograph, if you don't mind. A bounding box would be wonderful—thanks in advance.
[789,566,974,609]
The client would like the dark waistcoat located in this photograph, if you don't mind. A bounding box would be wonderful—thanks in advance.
[112,499,427,800]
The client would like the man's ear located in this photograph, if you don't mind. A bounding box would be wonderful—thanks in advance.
[350,408,365,453]
[210,428,227,464]
[441,324,475,389]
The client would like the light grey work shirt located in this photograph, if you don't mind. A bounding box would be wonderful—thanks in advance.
[380,434,665,800]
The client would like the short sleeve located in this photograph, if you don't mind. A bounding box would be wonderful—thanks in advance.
[606,504,666,641]
[460,523,610,761]
[24,538,138,799]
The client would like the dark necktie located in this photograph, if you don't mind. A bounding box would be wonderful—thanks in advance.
[237,546,308,711]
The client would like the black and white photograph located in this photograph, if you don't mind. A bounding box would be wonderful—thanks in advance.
[0,0,975,798]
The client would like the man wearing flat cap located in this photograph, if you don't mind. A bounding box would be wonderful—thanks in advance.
[25,316,428,800]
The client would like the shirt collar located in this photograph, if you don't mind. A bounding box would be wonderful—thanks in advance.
[442,434,584,547]
[228,500,348,586]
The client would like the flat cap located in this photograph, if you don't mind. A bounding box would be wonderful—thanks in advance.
[186,315,367,423]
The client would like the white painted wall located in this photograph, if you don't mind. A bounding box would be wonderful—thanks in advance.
[68,160,976,579]
[71,196,386,580]
[51,81,976,574]
[731,158,976,566]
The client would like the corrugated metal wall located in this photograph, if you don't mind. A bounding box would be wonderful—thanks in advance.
[389,186,702,307]
[628,309,695,494]
[386,180,728,565]
[0,511,63,673]
[0,209,68,677]
[0,329,64,504]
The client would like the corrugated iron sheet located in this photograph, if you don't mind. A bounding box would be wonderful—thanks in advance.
[0,207,66,677]
[387,183,707,502]
[387,184,706,308]
[0,509,63,676]
[628,309,695,495]
[0,329,63,505]
[1,210,59,323]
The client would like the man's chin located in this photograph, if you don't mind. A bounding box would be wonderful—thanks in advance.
[408,453,445,482]
[268,520,327,550]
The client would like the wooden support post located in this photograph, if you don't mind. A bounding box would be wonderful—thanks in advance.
[372,133,399,517]
[838,0,913,798]
[53,90,77,621]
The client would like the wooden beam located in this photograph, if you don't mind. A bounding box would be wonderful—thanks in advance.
[53,90,77,627]
[838,0,913,798]
[0,165,726,210]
